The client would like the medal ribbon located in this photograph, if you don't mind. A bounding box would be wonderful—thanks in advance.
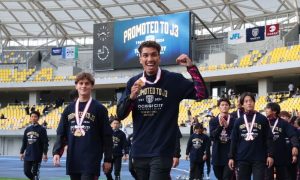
[243,113,256,140]
[75,97,92,136]
[270,118,279,134]
[140,67,161,85]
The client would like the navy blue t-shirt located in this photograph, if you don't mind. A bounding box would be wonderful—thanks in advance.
[209,115,235,166]
[186,133,210,163]
[53,99,113,176]
[269,118,298,166]
[20,124,48,162]
[117,68,207,158]
[229,112,273,162]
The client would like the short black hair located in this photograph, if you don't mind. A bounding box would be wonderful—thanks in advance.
[194,123,203,130]
[30,111,40,118]
[265,102,281,115]
[217,98,231,107]
[110,118,120,124]
[239,92,256,105]
[138,41,161,54]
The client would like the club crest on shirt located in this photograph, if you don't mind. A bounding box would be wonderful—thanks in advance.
[192,138,203,149]
[219,129,230,143]
[146,95,154,104]
[270,126,282,141]
[27,131,39,144]
[113,136,120,148]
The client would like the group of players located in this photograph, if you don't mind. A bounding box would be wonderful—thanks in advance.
[187,95,300,180]
[19,40,300,180]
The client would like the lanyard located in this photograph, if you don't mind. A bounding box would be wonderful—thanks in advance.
[243,113,256,141]
[140,68,161,85]
[75,97,92,136]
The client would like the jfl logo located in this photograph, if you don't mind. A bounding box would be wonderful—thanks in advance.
[230,33,241,40]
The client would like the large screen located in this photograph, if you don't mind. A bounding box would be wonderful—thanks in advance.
[113,12,191,69]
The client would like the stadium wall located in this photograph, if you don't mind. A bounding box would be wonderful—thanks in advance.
[0,128,191,157]
[0,129,57,156]
[208,52,237,65]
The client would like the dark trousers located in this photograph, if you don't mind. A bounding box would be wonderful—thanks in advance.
[69,173,96,180]
[266,165,291,180]
[105,156,122,180]
[213,165,235,180]
[288,163,297,180]
[133,156,173,180]
[190,161,205,180]
[129,153,138,179]
[24,161,40,180]
[237,161,265,180]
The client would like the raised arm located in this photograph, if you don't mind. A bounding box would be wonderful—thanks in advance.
[176,54,208,101]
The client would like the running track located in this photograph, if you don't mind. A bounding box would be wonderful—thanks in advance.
[0,156,216,180]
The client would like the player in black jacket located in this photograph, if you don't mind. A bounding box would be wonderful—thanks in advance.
[228,92,274,180]
[264,102,298,180]
[186,123,210,180]
[106,119,128,180]
[20,111,48,180]
[117,41,208,180]
[209,98,235,180]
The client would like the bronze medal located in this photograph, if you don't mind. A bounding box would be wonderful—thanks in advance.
[74,129,82,137]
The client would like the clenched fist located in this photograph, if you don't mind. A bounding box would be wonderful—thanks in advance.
[176,54,193,67]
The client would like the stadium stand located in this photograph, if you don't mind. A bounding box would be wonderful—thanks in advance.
[0,104,44,130]
[1,93,298,130]
[0,51,33,64]
[0,68,35,83]
[259,44,300,65]
[0,43,299,84]
[41,105,66,129]
[32,68,53,82]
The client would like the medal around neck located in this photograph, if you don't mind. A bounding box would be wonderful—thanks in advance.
[74,129,82,137]
[243,113,256,141]
[74,97,92,137]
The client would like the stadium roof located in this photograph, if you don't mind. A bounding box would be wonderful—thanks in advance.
[0,0,299,47]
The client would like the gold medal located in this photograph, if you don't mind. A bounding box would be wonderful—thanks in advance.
[74,129,82,137]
